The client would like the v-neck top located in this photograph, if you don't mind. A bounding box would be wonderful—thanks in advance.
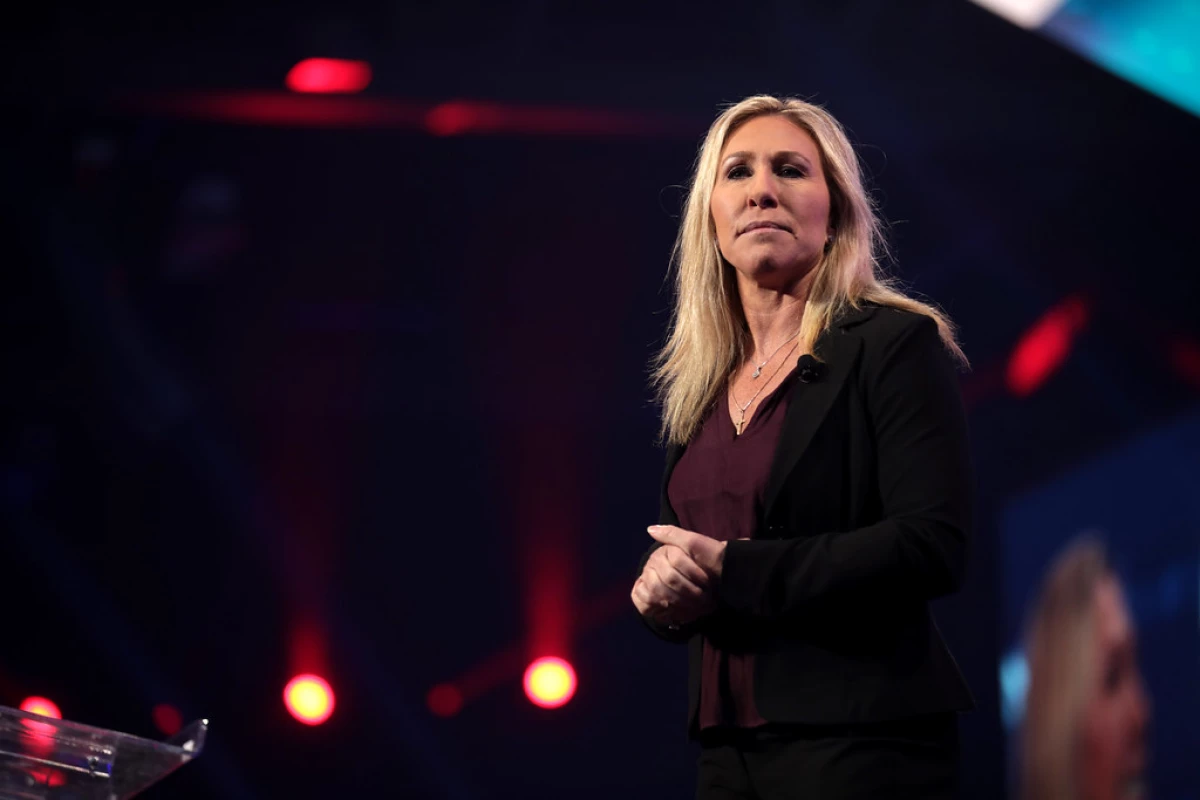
[667,368,796,730]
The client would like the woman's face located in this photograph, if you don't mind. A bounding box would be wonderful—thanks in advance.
[710,114,833,292]
[1077,577,1150,800]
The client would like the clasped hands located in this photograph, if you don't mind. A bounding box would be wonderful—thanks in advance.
[631,525,727,629]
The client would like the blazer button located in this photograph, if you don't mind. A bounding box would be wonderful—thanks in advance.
[767,524,783,535]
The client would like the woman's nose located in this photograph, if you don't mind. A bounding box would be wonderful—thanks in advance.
[748,174,779,208]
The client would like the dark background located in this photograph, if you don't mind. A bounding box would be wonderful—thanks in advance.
[3,1,1198,797]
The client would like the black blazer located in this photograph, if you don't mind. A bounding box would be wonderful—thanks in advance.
[640,304,975,735]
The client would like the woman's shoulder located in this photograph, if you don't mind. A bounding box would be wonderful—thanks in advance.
[842,304,956,381]
[839,302,938,341]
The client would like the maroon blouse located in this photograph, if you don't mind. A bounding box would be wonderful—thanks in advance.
[667,369,795,730]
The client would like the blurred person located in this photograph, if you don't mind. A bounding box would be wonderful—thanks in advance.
[1020,538,1150,800]
[630,95,974,799]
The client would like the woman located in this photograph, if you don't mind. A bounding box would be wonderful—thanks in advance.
[1020,539,1150,800]
[630,95,975,798]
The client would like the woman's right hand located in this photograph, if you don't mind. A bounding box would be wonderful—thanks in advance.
[631,544,715,627]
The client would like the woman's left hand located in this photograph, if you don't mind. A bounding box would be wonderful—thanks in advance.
[648,525,728,579]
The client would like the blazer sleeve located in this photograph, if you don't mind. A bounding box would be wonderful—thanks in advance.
[717,314,972,619]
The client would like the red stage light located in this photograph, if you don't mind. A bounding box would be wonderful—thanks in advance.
[426,683,464,717]
[283,674,335,725]
[19,697,62,720]
[523,657,577,709]
[425,101,484,136]
[1006,295,1090,397]
[285,58,372,94]
[152,703,183,736]
[17,698,61,778]
[19,696,62,744]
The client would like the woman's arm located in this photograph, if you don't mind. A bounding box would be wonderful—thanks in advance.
[717,314,972,619]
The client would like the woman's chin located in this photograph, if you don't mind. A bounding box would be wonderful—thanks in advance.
[732,255,817,292]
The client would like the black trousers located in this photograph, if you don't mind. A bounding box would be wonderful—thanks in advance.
[695,713,959,800]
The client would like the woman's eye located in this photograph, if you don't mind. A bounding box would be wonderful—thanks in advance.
[727,165,750,179]
[778,164,805,177]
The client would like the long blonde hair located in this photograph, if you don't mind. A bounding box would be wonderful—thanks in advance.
[653,95,965,444]
[1020,538,1111,800]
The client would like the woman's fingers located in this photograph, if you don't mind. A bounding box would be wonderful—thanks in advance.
[661,545,711,586]
[633,547,720,626]
[648,526,726,577]
[632,577,673,622]
[631,578,654,616]
[645,561,704,603]
[648,544,709,588]
[632,586,713,627]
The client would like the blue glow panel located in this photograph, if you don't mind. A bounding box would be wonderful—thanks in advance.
[1045,0,1200,117]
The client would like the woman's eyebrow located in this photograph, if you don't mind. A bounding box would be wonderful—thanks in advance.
[772,150,812,166]
[721,150,813,166]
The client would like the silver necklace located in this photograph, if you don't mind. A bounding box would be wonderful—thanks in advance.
[731,341,800,435]
[750,329,802,378]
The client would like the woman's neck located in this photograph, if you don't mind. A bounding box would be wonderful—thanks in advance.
[738,274,813,360]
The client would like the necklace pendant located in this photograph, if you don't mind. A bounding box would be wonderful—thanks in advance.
[751,366,762,379]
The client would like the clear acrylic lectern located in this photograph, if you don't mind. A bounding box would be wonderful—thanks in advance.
[0,704,206,799]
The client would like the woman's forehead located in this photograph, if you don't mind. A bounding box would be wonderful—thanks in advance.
[720,115,819,159]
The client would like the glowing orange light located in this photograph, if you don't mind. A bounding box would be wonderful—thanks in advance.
[20,697,62,720]
[523,657,577,709]
[285,58,372,94]
[19,696,62,746]
[152,703,183,736]
[283,674,335,725]
[1006,295,1090,397]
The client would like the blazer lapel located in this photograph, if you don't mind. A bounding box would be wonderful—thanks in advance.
[762,319,866,517]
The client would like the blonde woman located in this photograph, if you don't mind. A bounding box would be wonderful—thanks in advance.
[630,95,975,798]
[1020,539,1150,800]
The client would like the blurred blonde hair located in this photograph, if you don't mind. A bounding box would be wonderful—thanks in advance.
[653,95,965,444]
[1020,538,1112,800]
